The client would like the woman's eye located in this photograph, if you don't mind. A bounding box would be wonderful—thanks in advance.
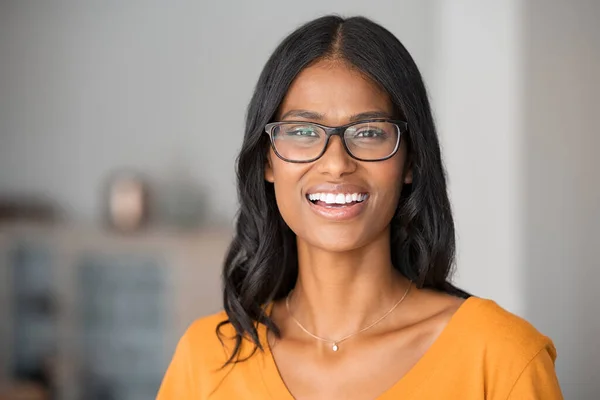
[355,129,385,138]
[287,128,317,136]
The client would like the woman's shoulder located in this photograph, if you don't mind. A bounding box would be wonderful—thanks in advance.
[177,310,238,367]
[185,309,231,340]
[438,296,562,398]
[185,309,234,339]
[159,311,265,398]
[453,296,556,362]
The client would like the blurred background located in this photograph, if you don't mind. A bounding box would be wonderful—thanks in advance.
[0,0,598,399]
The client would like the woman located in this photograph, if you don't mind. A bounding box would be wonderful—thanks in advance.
[157,15,563,399]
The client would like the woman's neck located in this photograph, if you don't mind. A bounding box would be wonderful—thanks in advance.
[289,229,412,341]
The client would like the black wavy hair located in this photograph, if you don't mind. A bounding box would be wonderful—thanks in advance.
[217,15,469,365]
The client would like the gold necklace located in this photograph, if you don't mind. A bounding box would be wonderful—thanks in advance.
[285,282,412,352]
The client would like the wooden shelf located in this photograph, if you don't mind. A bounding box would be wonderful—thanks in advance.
[0,222,232,400]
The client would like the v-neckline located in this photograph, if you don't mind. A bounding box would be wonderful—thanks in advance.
[256,296,481,399]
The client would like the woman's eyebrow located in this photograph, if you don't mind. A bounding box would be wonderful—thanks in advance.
[348,111,391,121]
[280,110,392,121]
[280,110,325,120]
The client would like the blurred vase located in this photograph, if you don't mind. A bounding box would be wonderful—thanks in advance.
[104,170,150,233]
[157,178,206,230]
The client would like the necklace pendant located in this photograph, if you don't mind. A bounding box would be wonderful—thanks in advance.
[332,343,339,352]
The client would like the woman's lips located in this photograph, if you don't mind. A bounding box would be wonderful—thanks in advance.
[306,195,369,221]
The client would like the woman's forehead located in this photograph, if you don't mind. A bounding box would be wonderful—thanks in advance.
[277,60,393,124]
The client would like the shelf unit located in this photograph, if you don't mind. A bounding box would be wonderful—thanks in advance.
[0,223,231,400]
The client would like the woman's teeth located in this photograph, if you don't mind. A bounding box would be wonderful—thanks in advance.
[307,193,369,205]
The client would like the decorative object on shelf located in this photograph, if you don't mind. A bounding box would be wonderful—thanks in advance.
[0,196,59,224]
[154,162,208,231]
[156,179,207,231]
[103,169,151,233]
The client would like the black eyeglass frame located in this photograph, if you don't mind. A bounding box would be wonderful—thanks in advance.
[264,119,409,163]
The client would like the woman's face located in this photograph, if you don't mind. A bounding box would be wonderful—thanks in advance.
[265,60,412,252]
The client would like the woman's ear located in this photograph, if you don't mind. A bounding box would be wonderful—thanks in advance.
[404,166,413,184]
[403,155,413,184]
[265,154,275,183]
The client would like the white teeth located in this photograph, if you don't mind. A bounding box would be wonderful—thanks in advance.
[307,192,369,205]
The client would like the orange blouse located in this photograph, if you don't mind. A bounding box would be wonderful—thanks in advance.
[157,296,563,399]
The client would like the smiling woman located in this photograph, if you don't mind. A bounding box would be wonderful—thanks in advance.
[157,15,563,400]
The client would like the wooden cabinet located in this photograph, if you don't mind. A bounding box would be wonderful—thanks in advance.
[0,224,230,400]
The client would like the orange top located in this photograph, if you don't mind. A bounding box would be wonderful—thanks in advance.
[157,297,563,399]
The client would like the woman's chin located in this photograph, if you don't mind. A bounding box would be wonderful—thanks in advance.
[297,230,372,254]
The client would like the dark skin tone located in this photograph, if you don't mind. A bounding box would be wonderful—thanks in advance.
[265,60,465,400]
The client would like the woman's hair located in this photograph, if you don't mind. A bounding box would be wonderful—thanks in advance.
[217,15,469,365]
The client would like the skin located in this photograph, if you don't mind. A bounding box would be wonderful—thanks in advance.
[264,60,465,400]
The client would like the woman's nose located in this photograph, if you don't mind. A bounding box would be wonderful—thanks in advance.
[315,136,357,177]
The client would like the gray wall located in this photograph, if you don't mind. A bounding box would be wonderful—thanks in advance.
[0,0,435,223]
[431,0,525,314]
[523,1,600,398]
[431,3,600,397]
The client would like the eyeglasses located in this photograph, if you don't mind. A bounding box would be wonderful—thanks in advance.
[264,119,408,163]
